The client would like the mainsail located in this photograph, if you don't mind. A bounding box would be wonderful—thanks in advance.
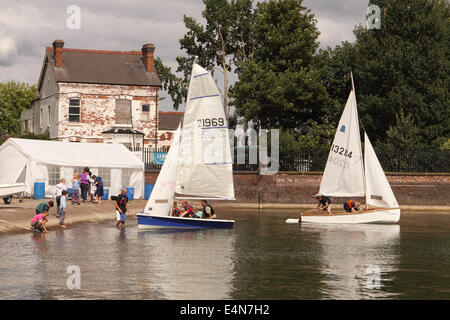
[175,63,235,199]
[143,125,181,216]
[319,90,365,197]
[364,132,399,208]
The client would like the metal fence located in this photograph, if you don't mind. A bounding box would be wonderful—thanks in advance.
[131,146,450,173]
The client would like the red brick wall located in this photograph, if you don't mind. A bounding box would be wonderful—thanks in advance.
[145,171,450,206]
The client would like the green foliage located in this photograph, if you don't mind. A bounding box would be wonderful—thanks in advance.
[231,0,330,130]
[378,110,422,151]
[320,0,449,146]
[157,0,255,114]
[0,81,38,135]
[20,131,50,140]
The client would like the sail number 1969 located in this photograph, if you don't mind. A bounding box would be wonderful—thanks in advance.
[197,117,225,128]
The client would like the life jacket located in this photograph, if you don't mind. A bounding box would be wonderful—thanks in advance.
[346,200,355,208]
[172,208,181,217]
[184,205,194,215]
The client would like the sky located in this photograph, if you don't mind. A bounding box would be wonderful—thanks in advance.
[0,0,370,111]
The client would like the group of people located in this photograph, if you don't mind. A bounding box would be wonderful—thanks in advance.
[30,187,130,232]
[314,193,362,214]
[79,167,104,204]
[172,200,216,219]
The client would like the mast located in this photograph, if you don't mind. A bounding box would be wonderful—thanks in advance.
[351,71,368,209]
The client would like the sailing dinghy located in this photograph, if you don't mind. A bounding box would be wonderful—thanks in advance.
[137,63,235,229]
[286,80,400,224]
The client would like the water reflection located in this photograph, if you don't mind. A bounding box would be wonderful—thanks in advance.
[301,224,400,299]
[137,228,236,299]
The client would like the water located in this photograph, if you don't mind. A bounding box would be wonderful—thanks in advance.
[0,210,449,300]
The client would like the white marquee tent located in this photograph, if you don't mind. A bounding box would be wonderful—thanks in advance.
[0,138,145,199]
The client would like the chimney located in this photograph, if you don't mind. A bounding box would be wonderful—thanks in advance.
[52,39,65,67]
[141,44,155,72]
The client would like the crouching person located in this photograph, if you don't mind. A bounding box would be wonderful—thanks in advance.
[31,210,49,233]
[114,188,128,229]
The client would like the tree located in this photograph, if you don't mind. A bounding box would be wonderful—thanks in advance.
[231,0,330,130]
[0,81,38,135]
[157,0,255,115]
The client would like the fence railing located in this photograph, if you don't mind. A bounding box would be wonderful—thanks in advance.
[130,146,450,173]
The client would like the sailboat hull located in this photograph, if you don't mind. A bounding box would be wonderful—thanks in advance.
[288,208,400,224]
[137,214,234,229]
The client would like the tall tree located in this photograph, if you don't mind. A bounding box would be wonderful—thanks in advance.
[156,0,255,116]
[0,81,37,135]
[231,0,330,130]
[320,0,449,147]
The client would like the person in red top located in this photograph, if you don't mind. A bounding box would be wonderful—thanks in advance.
[180,201,195,218]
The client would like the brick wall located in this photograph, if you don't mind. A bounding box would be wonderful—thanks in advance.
[145,171,450,206]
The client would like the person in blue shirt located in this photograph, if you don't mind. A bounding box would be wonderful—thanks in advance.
[92,175,104,204]
[72,173,80,205]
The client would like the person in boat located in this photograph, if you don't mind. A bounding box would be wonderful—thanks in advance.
[314,193,332,214]
[172,201,181,217]
[343,200,360,213]
[180,201,195,218]
[114,188,128,229]
[201,200,216,219]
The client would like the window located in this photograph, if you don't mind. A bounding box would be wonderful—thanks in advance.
[40,108,43,128]
[48,165,60,185]
[122,169,132,188]
[48,106,51,127]
[142,104,150,112]
[115,99,131,124]
[69,98,80,123]
[98,168,111,187]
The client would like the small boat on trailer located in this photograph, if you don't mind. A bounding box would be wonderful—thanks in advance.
[286,74,400,225]
[138,63,235,230]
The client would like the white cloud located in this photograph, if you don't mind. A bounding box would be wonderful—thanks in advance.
[0,33,17,63]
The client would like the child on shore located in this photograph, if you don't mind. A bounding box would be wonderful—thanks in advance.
[72,173,80,205]
[31,210,49,233]
[59,190,68,228]
[89,173,96,202]
[93,175,104,204]
[53,178,67,218]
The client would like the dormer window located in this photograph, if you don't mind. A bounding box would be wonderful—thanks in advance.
[69,98,80,122]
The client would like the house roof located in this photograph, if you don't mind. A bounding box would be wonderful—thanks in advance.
[39,47,161,89]
[102,128,145,135]
[158,112,183,130]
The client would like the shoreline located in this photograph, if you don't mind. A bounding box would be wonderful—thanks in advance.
[0,199,449,235]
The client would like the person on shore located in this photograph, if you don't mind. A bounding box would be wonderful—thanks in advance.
[343,200,360,213]
[35,200,54,215]
[180,201,195,218]
[80,168,90,202]
[53,178,67,217]
[114,188,128,229]
[72,173,80,205]
[89,172,96,202]
[31,210,49,233]
[201,200,216,219]
[59,190,68,228]
[314,193,332,214]
[172,201,181,217]
[93,175,104,204]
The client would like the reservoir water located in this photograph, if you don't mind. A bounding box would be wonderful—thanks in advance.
[0,210,449,299]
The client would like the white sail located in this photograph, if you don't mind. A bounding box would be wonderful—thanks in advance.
[319,90,365,197]
[175,63,235,199]
[364,133,399,208]
[143,124,181,216]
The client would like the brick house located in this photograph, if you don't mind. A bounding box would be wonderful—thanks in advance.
[21,39,162,148]
[157,111,184,148]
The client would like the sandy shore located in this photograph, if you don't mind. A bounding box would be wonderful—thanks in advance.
[0,198,449,234]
